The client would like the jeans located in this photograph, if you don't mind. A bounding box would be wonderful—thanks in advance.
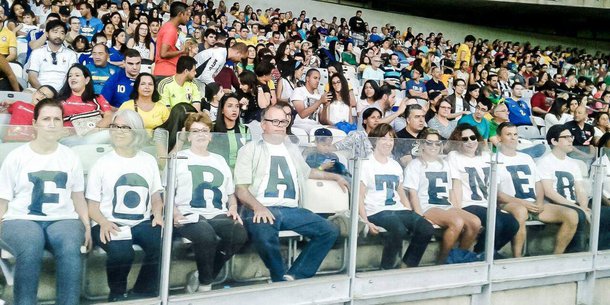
[463,206,519,253]
[92,220,161,297]
[554,203,587,253]
[0,219,84,305]
[176,214,247,284]
[243,206,339,282]
[367,210,434,269]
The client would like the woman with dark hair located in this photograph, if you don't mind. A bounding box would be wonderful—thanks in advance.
[276,61,305,103]
[544,98,572,129]
[341,40,358,66]
[103,22,115,42]
[321,73,354,125]
[333,107,383,157]
[593,112,609,145]
[109,29,127,66]
[119,73,168,130]
[464,85,480,113]
[427,99,457,139]
[57,64,112,132]
[237,45,256,74]
[202,82,223,121]
[126,23,154,61]
[359,123,435,269]
[6,1,29,35]
[108,12,123,29]
[448,124,519,257]
[71,35,90,57]
[275,41,294,76]
[356,80,381,117]
[153,103,198,155]
[210,94,250,169]
[236,70,265,123]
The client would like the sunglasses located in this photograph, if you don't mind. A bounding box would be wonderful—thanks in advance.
[424,140,442,147]
[461,135,477,142]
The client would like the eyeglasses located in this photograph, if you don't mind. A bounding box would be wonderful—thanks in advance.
[461,135,478,142]
[332,80,341,85]
[424,140,442,147]
[263,118,290,127]
[190,128,210,133]
[558,135,574,140]
[51,52,57,65]
[109,123,132,131]
[475,105,488,112]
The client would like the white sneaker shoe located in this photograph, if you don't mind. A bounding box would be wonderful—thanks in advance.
[199,284,213,292]
[282,274,295,281]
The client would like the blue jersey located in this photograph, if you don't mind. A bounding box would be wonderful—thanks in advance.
[79,17,104,41]
[86,63,119,94]
[505,97,532,126]
[108,47,125,63]
[101,69,135,108]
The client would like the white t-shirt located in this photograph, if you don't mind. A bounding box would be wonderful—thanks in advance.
[86,151,163,227]
[174,150,234,219]
[290,86,322,123]
[447,151,491,208]
[328,100,351,125]
[497,151,540,202]
[536,152,584,202]
[600,155,610,199]
[403,158,452,212]
[0,143,83,221]
[255,143,300,208]
[360,155,407,216]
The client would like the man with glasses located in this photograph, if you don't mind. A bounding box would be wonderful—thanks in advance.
[27,19,76,90]
[234,104,346,282]
[496,122,581,257]
[446,78,470,120]
[458,98,492,140]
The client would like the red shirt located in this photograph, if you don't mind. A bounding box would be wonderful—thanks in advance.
[5,101,35,141]
[530,92,551,116]
[61,94,111,127]
[153,22,180,76]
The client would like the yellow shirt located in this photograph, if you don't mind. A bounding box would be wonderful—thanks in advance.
[158,76,202,109]
[0,27,17,56]
[119,100,170,130]
[454,44,471,69]
[259,15,269,25]
[236,36,258,46]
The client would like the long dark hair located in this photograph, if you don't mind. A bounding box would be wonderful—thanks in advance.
[448,123,485,155]
[329,73,350,106]
[213,93,242,133]
[360,79,381,101]
[238,70,257,95]
[130,73,160,102]
[155,103,197,151]
[133,22,152,46]
[275,41,291,62]
[111,28,127,54]
[548,98,567,120]
[57,64,97,103]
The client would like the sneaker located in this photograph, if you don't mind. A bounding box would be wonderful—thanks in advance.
[282,274,295,281]
[108,293,128,302]
[186,270,200,293]
[199,284,213,292]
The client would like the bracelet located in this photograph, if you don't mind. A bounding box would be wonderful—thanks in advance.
[318,166,324,171]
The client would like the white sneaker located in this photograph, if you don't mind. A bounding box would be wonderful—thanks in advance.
[283,274,295,281]
[199,284,213,292]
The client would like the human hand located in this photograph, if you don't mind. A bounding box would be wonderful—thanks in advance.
[227,207,243,225]
[99,221,120,244]
[253,206,275,224]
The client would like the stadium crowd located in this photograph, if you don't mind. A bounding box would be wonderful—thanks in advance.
[0,0,610,303]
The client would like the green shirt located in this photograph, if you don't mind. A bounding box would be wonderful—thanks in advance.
[158,76,202,108]
[341,52,358,66]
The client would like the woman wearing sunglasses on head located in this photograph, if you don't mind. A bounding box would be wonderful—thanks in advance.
[404,128,481,264]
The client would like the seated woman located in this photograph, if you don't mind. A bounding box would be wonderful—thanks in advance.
[210,94,250,170]
[57,64,113,140]
[86,110,164,302]
[359,123,434,269]
[119,73,169,130]
[173,112,247,291]
[447,124,519,257]
[320,73,355,127]
[404,128,481,263]
[0,99,90,305]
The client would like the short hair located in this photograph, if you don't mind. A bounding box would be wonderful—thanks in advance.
[511,82,524,89]
[33,98,63,120]
[111,110,147,149]
[369,123,396,147]
[169,1,188,18]
[497,122,516,136]
[185,112,213,130]
[362,107,382,129]
[45,19,67,33]
[255,60,274,77]
[124,48,141,59]
[91,43,109,53]
[405,104,423,118]
[231,42,248,55]
[306,68,320,78]
[260,103,287,120]
[464,35,475,43]
[176,56,196,74]
[546,124,569,147]
[204,28,217,37]
[453,78,466,87]
[478,97,492,111]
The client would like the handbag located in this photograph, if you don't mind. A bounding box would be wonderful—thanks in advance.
[65,98,103,136]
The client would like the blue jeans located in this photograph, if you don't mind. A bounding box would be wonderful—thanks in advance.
[243,207,339,282]
[463,206,519,253]
[0,219,84,305]
[367,210,434,268]
[92,220,161,297]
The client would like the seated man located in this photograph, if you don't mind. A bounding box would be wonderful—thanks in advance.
[290,69,328,132]
[158,55,202,111]
[101,49,141,108]
[234,104,346,282]
[458,98,491,140]
[504,83,533,126]
[86,44,118,95]
[496,122,581,257]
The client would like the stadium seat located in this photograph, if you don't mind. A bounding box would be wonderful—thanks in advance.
[140,64,153,74]
[0,91,32,103]
[70,144,113,174]
[303,179,349,214]
[309,126,347,144]
[517,125,543,139]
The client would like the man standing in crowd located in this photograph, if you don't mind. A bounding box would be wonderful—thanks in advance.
[78,2,103,42]
[194,42,248,85]
[234,104,345,282]
[27,20,76,90]
[101,49,142,108]
[348,10,366,46]
[454,35,475,70]
[154,1,191,77]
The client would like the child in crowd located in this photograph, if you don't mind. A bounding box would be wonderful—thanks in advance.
[305,128,350,179]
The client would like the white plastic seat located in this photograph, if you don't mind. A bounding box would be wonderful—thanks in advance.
[309,126,347,144]
[70,144,112,175]
[303,179,349,214]
[517,125,543,139]
[0,91,32,103]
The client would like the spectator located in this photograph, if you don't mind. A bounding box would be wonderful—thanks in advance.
[154,103,198,157]
[497,68,511,98]
[405,128,481,263]
[174,112,247,292]
[126,22,155,61]
[321,73,355,125]
[362,55,384,83]
[594,112,609,145]
[194,42,248,84]
[426,66,448,96]
[565,105,596,158]
[348,10,366,45]
[290,68,327,131]
[304,128,350,177]
[445,78,470,120]
[78,2,103,42]
[455,60,470,83]
[396,104,427,166]
[158,55,202,111]
[496,122,582,257]
[544,98,572,130]
[0,7,17,62]
[1,85,57,141]
[87,110,164,302]
[447,124,519,256]
[341,40,357,66]
[27,19,77,90]
[530,81,557,117]
[0,53,19,91]
[406,66,428,103]
[234,104,344,282]
[154,1,191,77]
[356,79,381,117]
[210,94,250,169]
[236,45,256,74]
[488,102,510,146]
[458,97,492,140]
[108,29,127,66]
[333,107,383,158]
[274,41,294,76]
[119,72,169,130]
[101,48,142,108]
[464,85,480,113]
[0,99,90,305]
[202,82,223,121]
[86,44,119,94]
[276,60,305,103]
[236,70,268,124]
[383,54,404,90]
[360,123,434,268]
[427,99,457,139]
[504,82,533,126]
